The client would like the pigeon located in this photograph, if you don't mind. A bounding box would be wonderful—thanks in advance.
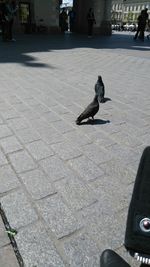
[76,94,100,125]
[95,75,105,103]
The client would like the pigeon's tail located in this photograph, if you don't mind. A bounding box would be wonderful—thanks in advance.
[76,116,82,125]
[100,97,105,103]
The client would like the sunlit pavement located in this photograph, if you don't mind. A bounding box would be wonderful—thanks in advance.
[0,31,150,266]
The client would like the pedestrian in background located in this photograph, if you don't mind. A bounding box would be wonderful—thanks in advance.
[134,8,148,41]
[68,8,76,32]
[87,8,96,38]
[59,8,68,33]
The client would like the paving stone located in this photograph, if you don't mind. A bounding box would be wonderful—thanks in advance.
[55,176,97,211]
[52,104,70,115]
[82,143,113,164]
[64,233,100,267]
[20,169,56,200]
[37,126,64,144]
[42,111,61,123]
[39,155,72,181]
[8,150,37,173]
[15,222,65,267]
[1,190,38,229]
[0,216,10,247]
[25,140,54,161]
[0,245,19,267]
[7,117,30,131]
[0,136,23,154]
[0,124,13,139]
[87,131,116,147]
[85,209,127,251]
[38,194,81,239]
[68,155,104,181]
[101,159,136,185]
[52,120,74,134]
[1,109,20,120]
[0,149,8,166]
[88,176,133,212]
[0,165,20,194]
[15,127,41,144]
[64,130,92,147]
[51,141,82,160]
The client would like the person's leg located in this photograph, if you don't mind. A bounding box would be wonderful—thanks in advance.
[134,28,140,39]
[8,19,14,40]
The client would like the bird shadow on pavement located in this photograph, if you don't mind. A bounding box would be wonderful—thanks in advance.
[79,119,110,125]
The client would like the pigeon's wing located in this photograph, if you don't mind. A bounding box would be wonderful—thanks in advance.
[95,82,105,98]
[78,102,99,121]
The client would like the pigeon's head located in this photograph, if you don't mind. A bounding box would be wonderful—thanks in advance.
[98,75,102,82]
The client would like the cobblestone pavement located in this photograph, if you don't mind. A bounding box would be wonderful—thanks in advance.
[0,31,150,267]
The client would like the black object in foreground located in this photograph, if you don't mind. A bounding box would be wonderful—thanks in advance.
[125,146,150,265]
[100,249,130,267]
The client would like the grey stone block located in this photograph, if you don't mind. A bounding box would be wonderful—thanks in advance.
[15,222,65,267]
[0,136,23,154]
[1,109,20,120]
[0,217,10,247]
[51,141,82,160]
[1,190,38,229]
[25,140,54,161]
[20,169,56,200]
[82,144,113,164]
[52,120,74,134]
[0,125,13,139]
[68,155,104,181]
[64,233,100,267]
[101,158,136,185]
[7,118,29,131]
[38,194,81,239]
[8,150,37,173]
[39,155,72,181]
[0,165,20,193]
[85,210,127,251]
[0,245,19,267]
[55,176,97,211]
[42,111,61,123]
[15,127,41,144]
[64,130,91,147]
[0,149,8,166]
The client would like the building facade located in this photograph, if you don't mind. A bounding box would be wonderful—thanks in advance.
[13,0,112,35]
[111,0,150,23]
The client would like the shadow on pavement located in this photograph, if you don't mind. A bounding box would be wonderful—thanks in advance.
[0,32,150,68]
[78,119,110,125]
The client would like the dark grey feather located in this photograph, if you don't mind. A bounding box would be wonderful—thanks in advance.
[95,76,105,103]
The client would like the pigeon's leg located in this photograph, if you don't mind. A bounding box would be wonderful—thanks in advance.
[91,116,94,120]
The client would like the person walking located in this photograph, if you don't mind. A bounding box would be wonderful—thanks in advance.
[68,8,76,32]
[87,8,96,37]
[59,8,68,33]
[134,8,148,41]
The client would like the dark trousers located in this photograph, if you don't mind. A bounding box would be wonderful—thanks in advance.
[8,19,14,40]
[88,21,93,36]
[134,26,145,41]
[1,21,9,41]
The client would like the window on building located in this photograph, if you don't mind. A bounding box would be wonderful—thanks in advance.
[19,3,31,24]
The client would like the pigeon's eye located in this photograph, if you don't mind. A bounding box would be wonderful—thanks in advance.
[140,218,150,232]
